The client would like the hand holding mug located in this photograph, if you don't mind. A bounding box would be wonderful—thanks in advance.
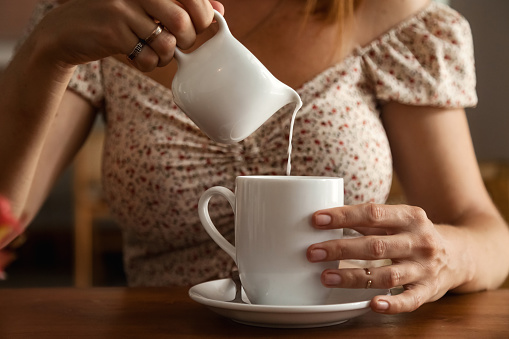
[307,203,455,314]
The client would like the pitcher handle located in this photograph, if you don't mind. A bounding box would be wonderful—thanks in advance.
[198,186,236,261]
[173,10,229,62]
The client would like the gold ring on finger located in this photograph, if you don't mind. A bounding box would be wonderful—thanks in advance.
[144,24,164,45]
[364,268,372,288]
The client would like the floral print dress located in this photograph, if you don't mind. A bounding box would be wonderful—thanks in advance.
[28,1,477,286]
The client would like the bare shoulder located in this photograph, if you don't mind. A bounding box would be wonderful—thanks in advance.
[354,0,432,46]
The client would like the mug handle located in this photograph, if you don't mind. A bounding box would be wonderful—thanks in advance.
[198,187,236,261]
[173,10,229,62]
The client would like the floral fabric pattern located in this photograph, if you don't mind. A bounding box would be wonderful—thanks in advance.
[28,1,477,286]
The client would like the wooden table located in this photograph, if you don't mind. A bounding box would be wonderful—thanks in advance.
[0,287,507,338]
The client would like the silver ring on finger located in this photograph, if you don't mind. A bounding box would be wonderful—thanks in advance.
[144,23,164,45]
[127,39,146,61]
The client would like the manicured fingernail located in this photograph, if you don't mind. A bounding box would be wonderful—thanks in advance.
[309,249,327,261]
[315,214,332,226]
[324,273,341,285]
[376,300,390,311]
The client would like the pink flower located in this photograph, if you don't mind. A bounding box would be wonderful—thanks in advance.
[0,196,22,247]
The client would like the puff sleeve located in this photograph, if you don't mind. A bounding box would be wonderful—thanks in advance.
[361,3,477,108]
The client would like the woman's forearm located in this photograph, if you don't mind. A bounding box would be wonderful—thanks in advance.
[0,32,76,217]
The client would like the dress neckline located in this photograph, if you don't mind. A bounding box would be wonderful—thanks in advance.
[106,1,441,98]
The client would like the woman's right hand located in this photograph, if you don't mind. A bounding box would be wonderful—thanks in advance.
[33,0,224,71]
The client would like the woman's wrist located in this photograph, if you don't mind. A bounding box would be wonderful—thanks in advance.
[437,211,509,293]
[23,26,77,78]
[435,223,477,292]
[3,32,76,120]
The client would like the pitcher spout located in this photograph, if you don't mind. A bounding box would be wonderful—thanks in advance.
[229,85,302,143]
[285,87,303,112]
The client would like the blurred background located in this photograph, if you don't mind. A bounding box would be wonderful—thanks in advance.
[0,0,125,287]
[0,0,508,288]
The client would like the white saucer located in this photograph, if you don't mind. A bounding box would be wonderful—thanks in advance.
[189,278,390,328]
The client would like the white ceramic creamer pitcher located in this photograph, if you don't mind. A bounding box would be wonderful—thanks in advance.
[171,10,302,144]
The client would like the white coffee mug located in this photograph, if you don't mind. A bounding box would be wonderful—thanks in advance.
[198,176,344,305]
[171,11,302,144]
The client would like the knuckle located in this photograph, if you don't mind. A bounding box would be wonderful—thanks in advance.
[386,267,402,288]
[106,0,128,14]
[335,209,348,225]
[171,9,192,35]
[194,10,214,32]
[91,20,123,47]
[161,33,177,52]
[410,293,423,311]
[369,237,387,259]
[421,231,436,249]
[98,29,118,48]
[331,243,344,260]
[155,34,177,64]
[409,206,428,223]
[103,0,131,23]
[133,52,158,72]
[427,282,441,298]
[419,232,441,258]
[392,292,424,313]
[343,269,355,282]
[366,203,385,224]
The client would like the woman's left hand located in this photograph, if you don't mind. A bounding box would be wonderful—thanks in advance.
[307,203,454,314]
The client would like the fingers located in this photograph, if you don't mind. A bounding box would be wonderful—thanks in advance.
[40,0,222,68]
[312,203,430,233]
[142,0,216,49]
[178,0,218,33]
[308,203,439,263]
[127,24,177,71]
[320,264,422,290]
[147,26,177,67]
[128,0,219,71]
[371,287,428,314]
[319,265,430,314]
[308,203,448,314]
[123,9,167,71]
[308,234,413,261]
[209,1,225,14]
[154,2,198,49]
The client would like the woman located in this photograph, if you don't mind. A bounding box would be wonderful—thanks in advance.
[1,0,508,314]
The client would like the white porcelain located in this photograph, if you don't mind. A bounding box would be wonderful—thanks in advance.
[198,176,344,306]
[189,278,390,328]
[171,11,302,144]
